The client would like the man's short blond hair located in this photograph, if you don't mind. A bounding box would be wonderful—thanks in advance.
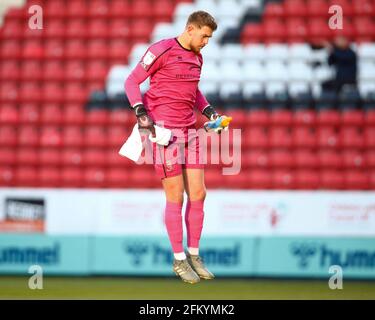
[186,11,217,31]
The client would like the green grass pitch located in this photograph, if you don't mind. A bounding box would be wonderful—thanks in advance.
[0,276,374,300]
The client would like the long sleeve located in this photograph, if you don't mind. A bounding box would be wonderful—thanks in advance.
[195,88,210,113]
[125,44,170,107]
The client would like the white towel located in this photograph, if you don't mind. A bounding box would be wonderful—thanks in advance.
[118,124,172,162]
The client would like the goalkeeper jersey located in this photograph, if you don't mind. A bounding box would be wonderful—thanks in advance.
[125,38,210,128]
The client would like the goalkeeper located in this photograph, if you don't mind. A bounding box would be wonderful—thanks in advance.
[125,11,231,284]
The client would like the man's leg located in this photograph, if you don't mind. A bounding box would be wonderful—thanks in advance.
[161,174,185,258]
[182,168,206,254]
[183,168,214,279]
[162,174,201,284]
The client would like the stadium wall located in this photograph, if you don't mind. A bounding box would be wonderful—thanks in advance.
[0,188,374,279]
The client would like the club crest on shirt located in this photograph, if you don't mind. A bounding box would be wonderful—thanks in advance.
[141,51,156,69]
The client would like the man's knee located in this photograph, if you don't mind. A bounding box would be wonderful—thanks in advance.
[187,188,206,201]
[164,180,185,203]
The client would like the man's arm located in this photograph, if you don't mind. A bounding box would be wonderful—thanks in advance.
[195,88,219,120]
[125,44,171,136]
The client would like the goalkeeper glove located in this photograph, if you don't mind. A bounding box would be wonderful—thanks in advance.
[132,103,156,137]
[202,105,232,133]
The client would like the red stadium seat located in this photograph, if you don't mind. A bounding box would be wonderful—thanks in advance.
[43,61,65,81]
[108,19,130,38]
[39,167,61,187]
[67,0,88,18]
[108,40,131,63]
[241,24,264,43]
[0,148,16,166]
[320,170,345,189]
[155,0,175,22]
[365,150,375,168]
[86,61,108,81]
[88,19,109,39]
[248,169,272,189]
[246,109,270,126]
[294,149,318,168]
[270,109,293,126]
[340,126,364,149]
[19,103,39,124]
[353,0,374,17]
[341,109,364,126]
[269,126,293,148]
[108,126,129,147]
[87,40,108,60]
[295,169,320,189]
[243,126,268,148]
[62,148,83,166]
[264,19,287,43]
[64,83,88,103]
[286,18,308,43]
[39,148,61,166]
[317,126,340,149]
[318,150,342,168]
[1,82,19,103]
[342,150,365,169]
[88,0,109,18]
[269,149,294,168]
[66,19,87,39]
[308,18,333,43]
[1,61,20,81]
[20,61,42,81]
[64,61,86,81]
[225,171,251,189]
[0,166,15,186]
[328,0,354,16]
[63,104,86,125]
[0,104,19,125]
[19,83,41,103]
[109,109,135,127]
[354,17,375,42]
[44,19,65,39]
[40,104,63,125]
[264,2,285,18]
[0,126,17,147]
[370,170,375,189]
[16,148,38,166]
[1,20,23,39]
[272,169,295,189]
[62,126,84,148]
[15,167,39,187]
[130,19,153,42]
[61,167,84,187]
[244,149,269,168]
[82,149,108,167]
[83,167,106,188]
[293,126,317,148]
[65,39,87,59]
[40,126,62,147]
[109,0,131,18]
[22,40,44,59]
[44,0,66,18]
[306,0,329,17]
[365,127,375,148]
[85,109,109,126]
[131,0,153,19]
[344,170,369,190]
[106,168,129,188]
[317,109,340,126]
[284,0,307,17]
[18,126,39,147]
[84,126,108,148]
[365,109,375,126]
[1,40,22,59]
[42,83,64,103]
[44,39,64,60]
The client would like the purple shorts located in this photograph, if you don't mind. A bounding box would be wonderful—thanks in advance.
[152,125,204,179]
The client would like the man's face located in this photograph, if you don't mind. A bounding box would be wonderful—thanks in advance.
[187,24,213,54]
